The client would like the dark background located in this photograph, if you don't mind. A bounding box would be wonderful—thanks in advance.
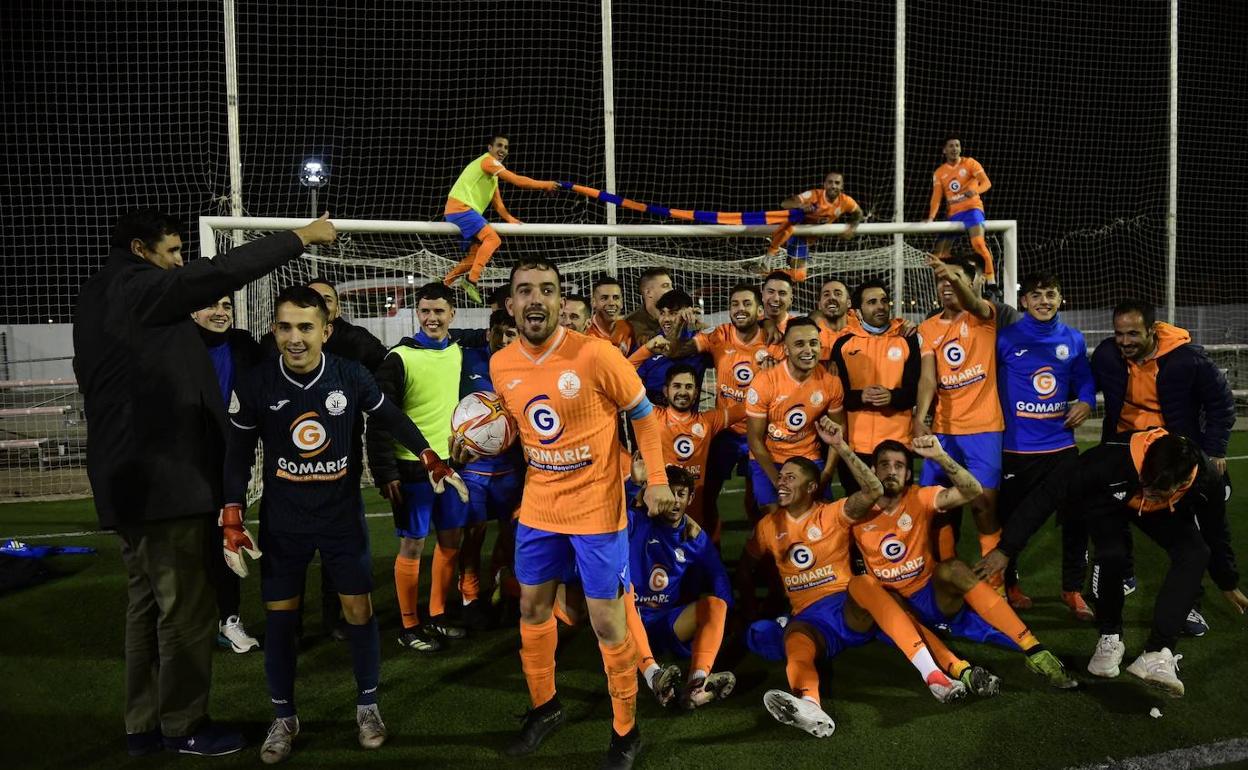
[2,0,1245,324]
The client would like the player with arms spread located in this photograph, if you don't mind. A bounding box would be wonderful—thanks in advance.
[490,258,675,770]
[925,134,997,285]
[442,133,558,302]
[765,171,864,282]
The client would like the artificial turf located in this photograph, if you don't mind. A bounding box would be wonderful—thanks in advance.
[3,438,1247,770]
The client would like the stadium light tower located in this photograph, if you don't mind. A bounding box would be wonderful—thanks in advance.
[299,157,329,218]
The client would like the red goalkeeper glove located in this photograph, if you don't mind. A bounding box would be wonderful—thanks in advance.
[219,503,261,579]
[420,448,470,503]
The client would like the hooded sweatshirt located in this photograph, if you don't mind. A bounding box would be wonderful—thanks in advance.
[1117,323,1191,433]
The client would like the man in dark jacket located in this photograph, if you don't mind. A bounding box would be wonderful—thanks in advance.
[1091,299,1236,634]
[73,208,335,756]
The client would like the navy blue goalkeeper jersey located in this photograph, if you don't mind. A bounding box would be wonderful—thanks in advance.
[227,353,384,532]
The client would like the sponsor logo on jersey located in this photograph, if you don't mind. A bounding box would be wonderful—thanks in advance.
[325,389,347,416]
[880,534,907,562]
[788,543,814,570]
[940,363,986,389]
[557,370,582,399]
[941,340,966,368]
[523,395,565,445]
[1031,367,1058,399]
[673,434,696,460]
[269,399,290,411]
[276,455,350,482]
[290,411,330,458]
[782,543,838,590]
[733,362,755,386]
[783,405,808,432]
[648,565,669,592]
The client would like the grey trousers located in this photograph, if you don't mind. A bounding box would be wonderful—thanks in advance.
[116,515,217,737]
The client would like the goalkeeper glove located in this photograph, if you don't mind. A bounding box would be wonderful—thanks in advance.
[420,448,470,503]
[220,503,261,579]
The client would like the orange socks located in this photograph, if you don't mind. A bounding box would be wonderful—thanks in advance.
[459,570,480,604]
[784,632,821,705]
[428,544,459,619]
[468,228,502,283]
[978,530,1001,558]
[783,264,808,282]
[965,582,1039,651]
[690,596,728,676]
[914,616,969,678]
[970,234,995,281]
[624,593,657,674]
[767,223,796,256]
[444,243,479,286]
[394,555,422,630]
[600,635,639,736]
[848,576,925,659]
[519,615,559,708]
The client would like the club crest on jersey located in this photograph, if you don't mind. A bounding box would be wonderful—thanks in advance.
[1055,344,1070,361]
[787,543,815,570]
[733,362,754,386]
[290,411,330,458]
[692,423,705,437]
[674,548,686,563]
[755,349,770,365]
[897,513,913,532]
[941,341,966,368]
[811,391,824,406]
[806,526,822,540]
[888,345,903,361]
[648,565,669,592]
[784,406,808,431]
[673,434,695,460]
[880,534,907,562]
[746,388,760,406]
[1031,367,1058,398]
[325,389,347,416]
[523,395,565,445]
[557,370,582,399]
[228,390,241,414]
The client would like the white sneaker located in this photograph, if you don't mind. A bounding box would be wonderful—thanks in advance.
[1087,634,1125,678]
[926,673,968,704]
[260,716,298,764]
[1125,648,1185,697]
[763,689,835,738]
[357,704,387,749]
[219,615,260,653]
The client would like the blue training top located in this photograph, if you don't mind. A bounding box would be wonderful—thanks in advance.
[996,312,1096,453]
[627,503,732,614]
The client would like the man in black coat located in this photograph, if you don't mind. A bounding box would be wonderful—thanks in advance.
[73,208,336,756]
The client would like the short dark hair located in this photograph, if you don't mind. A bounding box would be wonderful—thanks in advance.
[110,208,182,250]
[941,133,962,148]
[656,289,694,312]
[666,465,695,495]
[821,277,849,293]
[510,257,562,288]
[564,293,590,310]
[664,363,699,388]
[852,278,890,310]
[488,308,516,330]
[1140,433,1202,491]
[946,256,979,281]
[274,285,329,323]
[783,317,820,337]
[872,439,912,466]
[639,267,673,291]
[763,271,794,289]
[486,284,511,307]
[781,456,821,485]
[824,170,845,179]
[415,282,455,305]
[1019,272,1062,296]
[592,275,623,293]
[1113,298,1155,328]
[306,279,338,298]
[963,252,986,276]
[487,132,509,146]
[728,282,761,304]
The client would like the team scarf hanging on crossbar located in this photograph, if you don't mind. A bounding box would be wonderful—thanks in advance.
[558,182,805,226]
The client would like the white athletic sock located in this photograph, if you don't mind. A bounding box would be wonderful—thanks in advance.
[691,669,708,682]
[643,662,661,689]
[801,695,820,705]
[909,648,941,681]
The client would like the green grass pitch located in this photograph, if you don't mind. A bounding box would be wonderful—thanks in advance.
[2,438,1247,769]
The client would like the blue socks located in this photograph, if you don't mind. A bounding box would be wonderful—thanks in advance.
[264,609,300,718]
[345,616,381,707]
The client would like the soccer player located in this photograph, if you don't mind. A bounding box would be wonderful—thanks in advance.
[925,134,996,284]
[746,318,844,516]
[628,465,736,709]
[634,289,712,406]
[587,276,637,355]
[490,257,675,768]
[852,437,1077,689]
[739,422,969,738]
[766,171,864,282]
[624,266,673,344]
[914,255,1005,574]
[978,429,1247,697]
[221,286,467,762]
[366,283,474,652]
[809,278,852,361]
[761,271,795,343]
[559,293,592,333]
[442,133,558,301]
[829,279,920,495]
[995,273,1097,616]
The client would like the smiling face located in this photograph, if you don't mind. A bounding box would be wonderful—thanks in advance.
[859,287,891,328]
[488,136,509,163]
[823,172,845,197]
[1113,310,1156,363]
[417,297,455,341]
[819,280,849,322]
[729,289,760,333]
[937,263,972,312]
[191,296,233,333]
[1022,285,1062,323]
[307,281,340,321]
[775,461,817,509]
[874,449,912,497]
[592,282,623,322]
[273,302,330,373]
[559,298,590,332]
[762,278,792,321]
[943,138,962,163]
[658,304,689,338]
[507,267,562,345]
[784,324,821,375]
[664,371,698,413]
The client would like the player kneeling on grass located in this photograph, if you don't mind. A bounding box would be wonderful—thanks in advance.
[850,437,1077,690]
[737,419,971,739]
[221,286,468,764]
[627,462,736,710]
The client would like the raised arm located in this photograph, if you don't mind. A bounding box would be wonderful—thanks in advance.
[928,254,992,319]
[491,188,520,224]
[913,353,936,437]
[911,434,982,510]
[818,417,882,519]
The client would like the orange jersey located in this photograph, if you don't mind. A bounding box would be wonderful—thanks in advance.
[694,323,782,434]
[815,319,852,363]
[929,157,987,218]
[587,317,637,357]
[830,317,919,454]
[745,500,855,614]
[918,307,1004,434]
[745,362,844,462]
[656,405,732,523]
[489,326,644,535]
[795,189,861,224]
[852,485,945,598]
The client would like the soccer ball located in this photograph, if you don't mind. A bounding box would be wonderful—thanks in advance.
[451,391,518,456]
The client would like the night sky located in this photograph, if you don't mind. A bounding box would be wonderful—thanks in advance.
[2,0,1245,324]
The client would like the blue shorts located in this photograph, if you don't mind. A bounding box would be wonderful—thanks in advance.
[446,210,489,251]
[708,431,750,481]
[514,523,630,600]
[920,432,1002,490]
[749,457,825,507]
[949,208,987,229]
[783,237,810,261]
[464,470,523,524]
[746,592,874,661]
[395,480,473,539]
[902,580,1017,649]
[259,517,373,603]
[640,603,693,659]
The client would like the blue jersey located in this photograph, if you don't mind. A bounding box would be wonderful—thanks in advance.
[628,508,732,612]
[460,345,525,475]
[636,332,710,406]
[228,353,385,531]
[996,313,1096,453]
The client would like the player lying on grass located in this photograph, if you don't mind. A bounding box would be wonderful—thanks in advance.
[221,286,468,764]
[850,437,1077,690]
[738,419,973,739]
